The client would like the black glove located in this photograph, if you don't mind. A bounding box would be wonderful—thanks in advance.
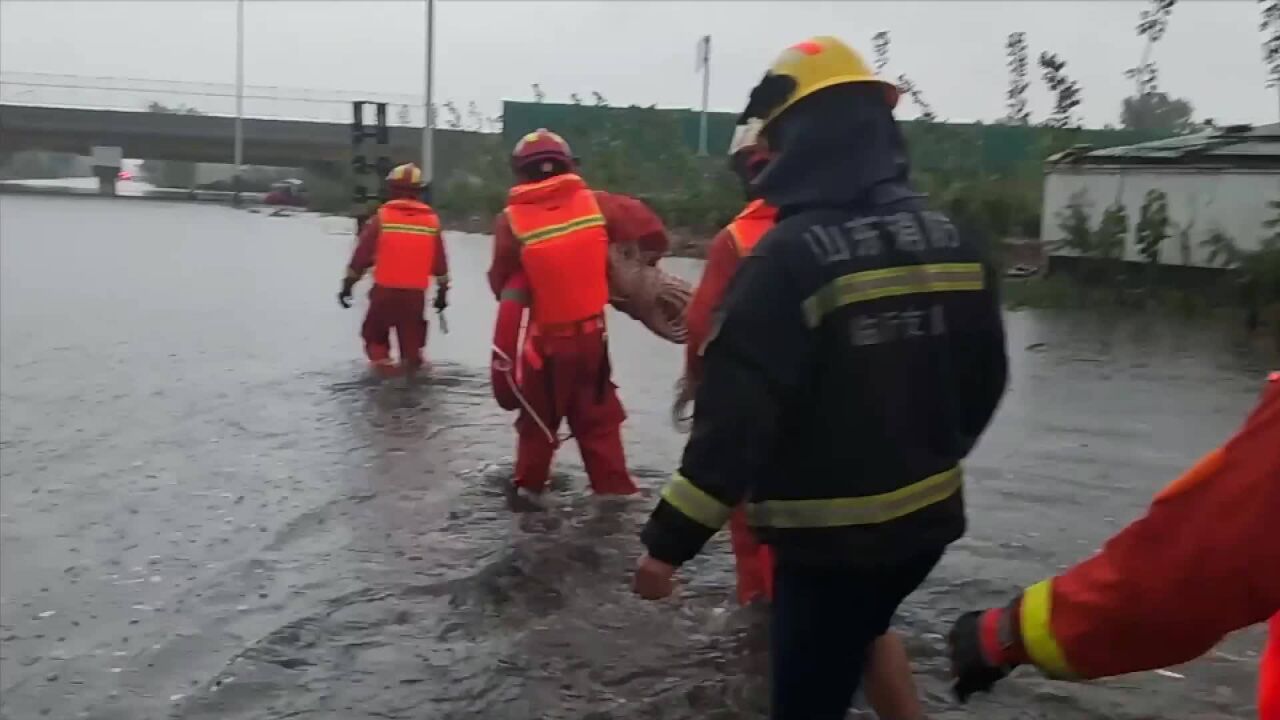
[338,277,356,309]
[433,285,449,312]
[949,609,1013,702]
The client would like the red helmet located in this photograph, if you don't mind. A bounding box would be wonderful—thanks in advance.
[511,128,574,174]
[386,162,424,189]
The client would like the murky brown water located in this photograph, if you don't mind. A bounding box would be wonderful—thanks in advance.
[0,194,1273,719]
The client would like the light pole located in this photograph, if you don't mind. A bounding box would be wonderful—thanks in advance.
[422,0,435,200]
[697,34,711,157]
[233,0,245,206]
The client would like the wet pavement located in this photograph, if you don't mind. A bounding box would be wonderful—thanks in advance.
[0,194,1273,719]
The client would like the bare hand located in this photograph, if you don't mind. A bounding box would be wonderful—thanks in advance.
[632,553,677,600]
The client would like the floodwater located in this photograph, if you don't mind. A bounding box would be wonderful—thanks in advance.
[0,193,1273,720]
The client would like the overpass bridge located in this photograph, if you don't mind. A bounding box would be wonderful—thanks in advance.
[0,103,447,168]
[0,72,495,187]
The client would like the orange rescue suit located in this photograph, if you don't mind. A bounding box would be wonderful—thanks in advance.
[684,199,780,605]
[488,173,647,497]
[996,373,1280,716]
[504,174,610,326]
[372,199,441,290]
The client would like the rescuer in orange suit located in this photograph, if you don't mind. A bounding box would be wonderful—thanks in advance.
[487,128,670,506]
[950,371,1280,719]
[339,163,449,377]
[681,134,926,720]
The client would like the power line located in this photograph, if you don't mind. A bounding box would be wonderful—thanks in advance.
[0,72,423,105]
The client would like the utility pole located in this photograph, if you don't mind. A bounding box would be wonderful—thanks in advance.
[422,0,436,200]
[233,0,245,206]
[697,34,711,156]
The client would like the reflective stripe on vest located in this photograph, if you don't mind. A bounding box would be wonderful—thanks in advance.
[744,465,962,529]
[727,199,778,256]
[802,262,986,328]
[505,174,610,326]
[373,200,440,290]
[1018,579,1078,679]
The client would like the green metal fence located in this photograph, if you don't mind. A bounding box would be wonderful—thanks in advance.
[502,101,1167,177]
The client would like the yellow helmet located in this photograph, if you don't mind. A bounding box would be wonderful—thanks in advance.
[754,36,899,127]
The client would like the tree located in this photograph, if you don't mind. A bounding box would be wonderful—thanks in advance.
[442,101,462,130]
[896,74,937,121]
[1128,0,1177,95]
[1038,52,1083,129]
[591,91,609,107]
[466,101,483,131]
[1120,2,1195,132]
[1136,188,1170,268]
[872,31,891,72]
[1005,32,1031,125]
[1261,2,1280,92]
[1054,189,1094,255]
[1095,202,1130,266]
[1120,90,1195,132]
[531,83,545,103]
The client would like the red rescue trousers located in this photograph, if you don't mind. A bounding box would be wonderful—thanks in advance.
[362,285,428,371]
[729,507,774,605]
[514,326,636,496]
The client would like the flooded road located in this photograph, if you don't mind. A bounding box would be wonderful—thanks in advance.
[0,194,1273,719]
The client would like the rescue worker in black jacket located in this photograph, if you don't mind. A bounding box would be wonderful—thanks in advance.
[632,36,1009,720]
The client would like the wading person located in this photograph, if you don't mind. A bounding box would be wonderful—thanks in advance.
[487,129,669,507]
[949,371,1280,719]
[633,37,1008,720]
[339,163,449,378]
[679,131,926,720]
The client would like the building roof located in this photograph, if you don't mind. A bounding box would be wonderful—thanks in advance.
[1047,123,1280,169]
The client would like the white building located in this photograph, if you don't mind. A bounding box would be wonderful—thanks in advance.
[1041,123,1280,269]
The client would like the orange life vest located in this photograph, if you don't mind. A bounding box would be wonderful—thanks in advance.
[373,199,440,290]
[726,199,779,257]
[505,174,610,327]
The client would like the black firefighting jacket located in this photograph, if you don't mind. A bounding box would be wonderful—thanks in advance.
[641,84,1008,568]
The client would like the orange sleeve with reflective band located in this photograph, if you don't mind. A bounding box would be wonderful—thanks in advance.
[684,229,741,385]
[1021,376,1280,680]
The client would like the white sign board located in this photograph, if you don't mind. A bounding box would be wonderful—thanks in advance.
[91,146,123,168]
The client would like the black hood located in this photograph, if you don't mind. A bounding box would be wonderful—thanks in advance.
[751,83,920,214]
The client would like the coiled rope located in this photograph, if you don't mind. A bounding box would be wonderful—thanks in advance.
[607,243,693,345]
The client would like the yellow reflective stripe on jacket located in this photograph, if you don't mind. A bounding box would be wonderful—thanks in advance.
[382,222,440,236]
[802,263,985,328]
[513,214,606,245]
[1019,579,1077,679]
[745,466,961,528]
[660,471,733,530]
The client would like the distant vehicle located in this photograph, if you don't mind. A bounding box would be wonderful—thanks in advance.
[263,178,308,207]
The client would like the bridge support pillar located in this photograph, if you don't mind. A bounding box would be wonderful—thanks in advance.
[93,166,117,196]
[90,146,123,197]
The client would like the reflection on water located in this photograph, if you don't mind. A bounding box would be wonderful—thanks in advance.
[0,195,1270,719]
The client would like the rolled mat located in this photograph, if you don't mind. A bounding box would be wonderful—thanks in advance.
[607,243,693,345]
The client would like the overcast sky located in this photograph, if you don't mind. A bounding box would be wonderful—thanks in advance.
[1,0,1275,128]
